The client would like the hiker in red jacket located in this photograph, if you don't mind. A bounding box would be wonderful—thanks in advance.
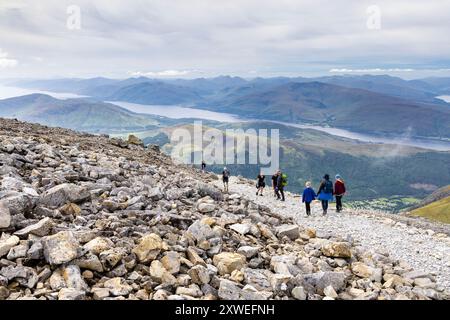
[334,174,346,212]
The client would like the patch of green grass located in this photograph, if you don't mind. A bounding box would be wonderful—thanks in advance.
[402,197,422,205]
[410,196,450,224]
[347,196,421,212]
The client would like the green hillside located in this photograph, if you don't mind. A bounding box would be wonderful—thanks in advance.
[410,196,450,223]
[0,94,161,132]
[407,185,450,210]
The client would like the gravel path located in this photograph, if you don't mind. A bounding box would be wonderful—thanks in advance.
[214,177,450,291]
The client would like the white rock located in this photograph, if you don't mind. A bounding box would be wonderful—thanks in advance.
[237,246,258,258]
[324,285,338,298]
[198,202,216,213]
[58,288,85,300]
[0,235,20,257]
[230,223,251,235]
[14,217,54,237]
[276,224,299,240]
[291,286,307,300]
[0,201,11,228]
[42,231,80,265]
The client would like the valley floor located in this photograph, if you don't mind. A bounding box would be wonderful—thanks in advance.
[214,177,450,291]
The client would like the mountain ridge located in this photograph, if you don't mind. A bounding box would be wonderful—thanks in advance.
[199,81,450,138]
[0,94,161,132]
[12,75,450,139]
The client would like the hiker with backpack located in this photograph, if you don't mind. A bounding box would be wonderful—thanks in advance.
[256,172,266,196]
[317,174,333,215]
[334,174,346,212]
[271,172,278,197]
[201,160,206,173]
[275,170,287,201]
[222,167,230,192]
[302,181,317,216]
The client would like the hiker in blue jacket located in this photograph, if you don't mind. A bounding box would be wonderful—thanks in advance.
[317,174,333,215]
[302,181,317,216]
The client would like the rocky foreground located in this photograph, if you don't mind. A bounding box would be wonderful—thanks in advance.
[0,118,448,300]
[220,177,450,293]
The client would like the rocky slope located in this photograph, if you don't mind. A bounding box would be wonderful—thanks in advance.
[0,118,448,300]
[217,178,450,292]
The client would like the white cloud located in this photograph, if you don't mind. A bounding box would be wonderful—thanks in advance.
[0,1,450,78]
[0,49,18,68]
[329,68,415,73]
[129,70,191,77]
[329,68,450,74]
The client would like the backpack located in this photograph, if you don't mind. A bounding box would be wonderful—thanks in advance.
[223,170,229,178]
[281,174,288,186]
[324,180,333,193]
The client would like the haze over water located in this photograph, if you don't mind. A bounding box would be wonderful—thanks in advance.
[0,85,85,100]
[111,101,450,152]
[437,95,450,103]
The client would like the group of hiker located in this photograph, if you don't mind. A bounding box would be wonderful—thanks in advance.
[257,171,346,216]
[303,174,346,215]
[203,162,347,216]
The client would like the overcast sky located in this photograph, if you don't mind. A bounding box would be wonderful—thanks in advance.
[1,0,450,79]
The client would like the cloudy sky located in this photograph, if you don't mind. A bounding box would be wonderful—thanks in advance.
[1,0,450,79]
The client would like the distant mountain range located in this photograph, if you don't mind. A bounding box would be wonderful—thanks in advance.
[204,81,450,138]
[15,74,450,99]
[13,74,450,139]
[0,94,161,132]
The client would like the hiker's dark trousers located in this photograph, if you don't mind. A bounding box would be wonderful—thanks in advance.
[305,201,311,215]
[321,200,329,211]
[335,195,343,212]
[276,187,285,201]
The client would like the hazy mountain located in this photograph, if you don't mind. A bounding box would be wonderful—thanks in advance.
[207,77,297,102]
[105,81,203,105]
[0,94,160,132]
[309,75,441,102]
[80,77,166,98]
[15,77,210,105]
[415,77,450,94]
[202,81,450,138]
[11,75,450,138]
[167,76,248,95]
[14,74,450,98]
[13,76,247,99]
[14,77,118,94]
